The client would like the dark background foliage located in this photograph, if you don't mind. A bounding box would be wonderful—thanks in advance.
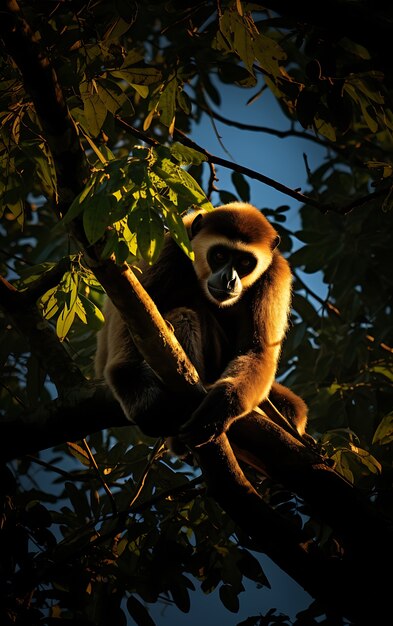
[1,1,392,624]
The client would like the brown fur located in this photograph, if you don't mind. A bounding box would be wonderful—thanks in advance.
[95,203,308,447]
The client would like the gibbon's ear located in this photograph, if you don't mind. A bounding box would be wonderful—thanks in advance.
[272,234,281,250]
[190,213,204,238]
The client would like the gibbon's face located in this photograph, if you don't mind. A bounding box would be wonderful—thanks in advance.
[192,234,275,307]
[205,243,256,305]
[188,203,281,308]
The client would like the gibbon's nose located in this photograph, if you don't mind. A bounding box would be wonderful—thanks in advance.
[227,275,237,290]
[222,266,236,290]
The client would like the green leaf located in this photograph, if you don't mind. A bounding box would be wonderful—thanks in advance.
[111,67,162,86]
[83,194,126,244]
[75,296,87,324]
[59,180,96,225]
[67,441,91,466]
[97,78,128,114]
[56,302,75,341]
[314,115,337,141]
[83,93,107,137]
[130,83,149,98]
[160,201,194,259]
[170,143,207,166]
[354,77,384,104]
[372,413,393,445]
[231,171,250,202]
[217,9,259,74]
[228,12,255,72]
[370,364,393,382]
[176,89,191,114]
[157,78,177,132]
[153,161,213,212]
[6,199,24,227]
[41,286,59,320]
[253,32,286,77]
[129,208,165,264]
[78,293,105,329]
[218,190,238,204]
[332,446,381,483]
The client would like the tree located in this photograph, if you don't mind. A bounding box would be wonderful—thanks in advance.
[1,1,393,624]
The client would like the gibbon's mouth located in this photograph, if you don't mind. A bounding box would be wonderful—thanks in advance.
[208,285,241,302]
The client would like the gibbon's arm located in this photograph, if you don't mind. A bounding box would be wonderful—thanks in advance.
[180,254,292,445]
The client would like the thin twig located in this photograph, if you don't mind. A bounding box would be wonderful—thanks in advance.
[294,270,393,354]
[81,438,118,516]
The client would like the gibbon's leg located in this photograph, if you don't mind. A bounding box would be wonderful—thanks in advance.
[165,307,206,382]
[102,307,204,438]
[101,312,163,435]
[260,381,308,436]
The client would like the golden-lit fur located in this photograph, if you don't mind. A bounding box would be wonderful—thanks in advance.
[95,202,308,447]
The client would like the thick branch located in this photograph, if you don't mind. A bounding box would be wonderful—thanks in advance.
[0,383,127,460]
[0,0,88,213]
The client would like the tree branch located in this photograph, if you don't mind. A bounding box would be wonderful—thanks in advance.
[116,117,326,209]
[0,383,127,460]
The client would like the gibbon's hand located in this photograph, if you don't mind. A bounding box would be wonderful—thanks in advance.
[179,384,242,447]
[178,419,223,448]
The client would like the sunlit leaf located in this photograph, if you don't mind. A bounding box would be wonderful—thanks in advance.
[170,143,207,166]
[157,78,177,132]
[56,303,75,341]
[131,209,165,264]
[78,293,105,329]
[67,441,91,466]
[163,204,194,260]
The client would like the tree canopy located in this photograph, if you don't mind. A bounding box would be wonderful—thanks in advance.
[1,1,393,624]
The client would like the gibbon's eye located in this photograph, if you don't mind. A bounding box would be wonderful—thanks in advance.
[236,253,257,277]
[208,245,229,269]
[239,256,252,268]
[213,248,227,262]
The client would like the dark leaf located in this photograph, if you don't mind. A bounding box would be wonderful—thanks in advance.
[126,596,156,626]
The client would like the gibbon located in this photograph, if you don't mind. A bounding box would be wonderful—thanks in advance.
[95,202,308,448]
